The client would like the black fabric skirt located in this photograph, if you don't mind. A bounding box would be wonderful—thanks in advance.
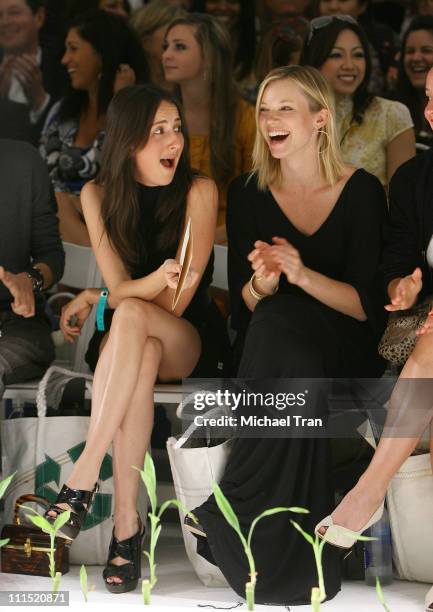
[192,293,385,605]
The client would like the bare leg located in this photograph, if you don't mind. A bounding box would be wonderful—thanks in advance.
[321,332,433,533]
[48,299,200,516]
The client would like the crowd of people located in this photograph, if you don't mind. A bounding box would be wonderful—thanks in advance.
[1,0,433,607]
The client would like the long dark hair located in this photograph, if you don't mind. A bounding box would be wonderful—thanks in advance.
[96,85,193,273]
[190,0,256,81]
[395,15,433,134]
[59,9,149,121]
[166,14,237,186]
[300,19,373,125]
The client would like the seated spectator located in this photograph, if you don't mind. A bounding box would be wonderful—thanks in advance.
[315,0,397,95]
[130,0,186,89]
[64,0,131,21]
[0,139,64,399]
[0,0,68,144]
[190,0,256,96]
[184,65,387,605]
[257,0,313,32]
[39,10,149,246]
[162,13,256,243]
[392,15,433,148]
[301,15,415,187]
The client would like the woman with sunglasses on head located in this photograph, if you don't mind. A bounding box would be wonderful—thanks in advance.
[301,15,415,187]
[40,83,218,594]
[184,65,388,605]
[162,13,255,244]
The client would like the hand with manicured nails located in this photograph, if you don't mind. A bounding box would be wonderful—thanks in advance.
[386,267,423,312]
[0,266,35,318]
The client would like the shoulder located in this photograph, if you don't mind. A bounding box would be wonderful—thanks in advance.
[343,168,387,214]
[373,96,413,127]
[0,139,45,173]
[188,176,218,212]
[81,180,104,208]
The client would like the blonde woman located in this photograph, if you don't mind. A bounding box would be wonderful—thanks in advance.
[184,65,387,605]
[162,13,256,243]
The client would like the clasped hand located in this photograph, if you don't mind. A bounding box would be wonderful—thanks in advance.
[0,266,35,318]
[248,237,307,287]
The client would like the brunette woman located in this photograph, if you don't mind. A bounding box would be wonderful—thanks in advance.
[41,84,218,594]
[162,13,256,243]
[39,10,149,245]
[301,15,415,187]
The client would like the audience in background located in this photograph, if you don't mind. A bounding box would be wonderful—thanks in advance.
[392,15,433,148]
[253,16,309,97]
[39,10,149,246]
[314,0,397,95]
[191,0,256,94]
[301,16,415,187]
[0,0,67,144]
[162,13,255,243]
[130,0,185,89]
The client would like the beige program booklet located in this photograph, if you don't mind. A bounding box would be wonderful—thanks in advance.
[172,218,193,311]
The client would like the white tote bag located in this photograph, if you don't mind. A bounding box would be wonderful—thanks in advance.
[386,452,433,583]
[166,407,234,587]
[359,419,433,582]
[1,367,148,566]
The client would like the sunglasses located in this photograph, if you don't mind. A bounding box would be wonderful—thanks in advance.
[307,14,358,44]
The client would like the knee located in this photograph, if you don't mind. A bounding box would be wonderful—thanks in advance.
[143,337,162,366]
[112,298,152,333]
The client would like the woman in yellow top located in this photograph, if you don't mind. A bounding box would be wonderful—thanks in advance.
[301,15,416,187]
[162,13,256,243]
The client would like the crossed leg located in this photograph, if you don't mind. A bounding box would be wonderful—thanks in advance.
[48,298,201,583]
[320,331,433,534]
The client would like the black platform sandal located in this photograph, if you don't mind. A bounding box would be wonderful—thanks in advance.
[184,515,206,538]
[103,515,145,594]
[43,482,99,541]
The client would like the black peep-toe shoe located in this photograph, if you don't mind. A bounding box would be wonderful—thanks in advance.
[103,515,145,594]
[184,514,206,538]
[43,482,99,541]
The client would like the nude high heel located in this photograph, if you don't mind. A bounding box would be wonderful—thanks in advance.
[314,501,384,549]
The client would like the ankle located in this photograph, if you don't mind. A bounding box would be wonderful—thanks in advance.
[356,474,387,499]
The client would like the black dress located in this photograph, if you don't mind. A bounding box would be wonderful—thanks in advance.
[192,169,388,605]
[85,182,229,377]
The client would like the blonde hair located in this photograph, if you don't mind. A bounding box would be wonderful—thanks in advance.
[129,1,186,39]
[252,65,345,190]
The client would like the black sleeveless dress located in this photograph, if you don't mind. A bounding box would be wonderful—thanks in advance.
[85,182,229,377]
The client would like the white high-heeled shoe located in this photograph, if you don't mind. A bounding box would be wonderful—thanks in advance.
[425,585,433,611]
[314,501,384,549]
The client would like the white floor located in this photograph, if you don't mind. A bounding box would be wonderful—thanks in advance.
[0,524,429,612]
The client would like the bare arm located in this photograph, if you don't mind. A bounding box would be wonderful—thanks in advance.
[386,128,416,184]
[56,192,90,246]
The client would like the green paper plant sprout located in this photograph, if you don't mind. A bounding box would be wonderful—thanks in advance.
[135,452,199,605]
[80,564,96,603]
[212,481,309,612]
[21,505,71,594]
[291,519,377,612]
[0,472,16,548]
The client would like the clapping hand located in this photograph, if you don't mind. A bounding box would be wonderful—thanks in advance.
[266,237,307,286]
[385,268,423,312]
[12,54,48,111]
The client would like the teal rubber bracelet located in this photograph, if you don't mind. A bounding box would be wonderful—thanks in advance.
[96,288,109,332]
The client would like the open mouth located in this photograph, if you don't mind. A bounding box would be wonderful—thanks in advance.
[160,158,175,169]
[410,65,428,73]
[269,131,289,143]
[338,75,357,83]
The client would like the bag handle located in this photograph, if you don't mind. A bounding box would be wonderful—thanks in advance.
[174,405,232,450]
[13,494,50,525]
[36,365,93,417]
